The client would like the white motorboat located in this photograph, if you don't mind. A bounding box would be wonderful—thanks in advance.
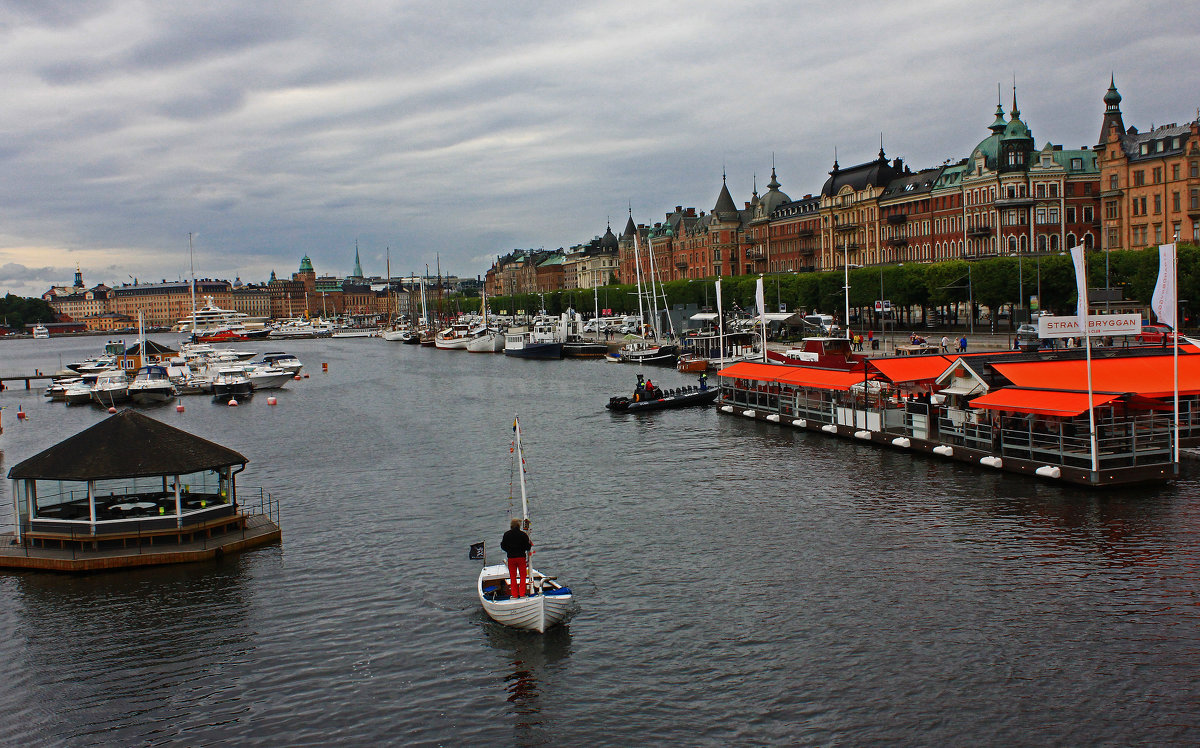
[331,326,381,338]
[32,324,49,339]
[245,365,292,390]
[258,352,303,375]
[503,316,564,359]
[466,328,505,352]
[128,365,178,405]
[90,370,131,406]
[63,378,98,405]
[211,367,253,400]
[434,320,483,350]
[270,318,334,339]
[476,417,573,633]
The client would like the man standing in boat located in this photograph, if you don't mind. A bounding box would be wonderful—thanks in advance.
[501,518,533,598]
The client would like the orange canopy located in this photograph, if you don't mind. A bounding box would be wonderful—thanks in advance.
[717,361,871,391]
[992,353,1200,398]
[968,388,1121,417]
[868,355,952,383]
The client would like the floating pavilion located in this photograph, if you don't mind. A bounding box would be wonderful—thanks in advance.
[2,409,281,571]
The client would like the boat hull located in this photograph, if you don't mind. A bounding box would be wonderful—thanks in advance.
[477,564,572,633]
[212,382,252,400]
[606,387,718,412]
[504,342,563,359]
[562,341,608,358]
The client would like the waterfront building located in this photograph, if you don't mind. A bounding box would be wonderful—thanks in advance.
[43,283,115,321]
[818,150,904,270]
[1096,78,1200,249]
[231,284,272,320]
[878,165,944,263]
[765,194,822,272]
[743,168,794,274]
[82,311,133,332]
[112,280,233,328]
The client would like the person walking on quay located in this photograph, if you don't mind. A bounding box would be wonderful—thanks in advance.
[959,335,968,353]
[501,518,533,598]
[941,335,949,353]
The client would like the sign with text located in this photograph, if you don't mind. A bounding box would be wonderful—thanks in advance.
[1038,314,1141,338]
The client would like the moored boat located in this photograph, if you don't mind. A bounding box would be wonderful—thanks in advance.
[605,375,717,412]
[128,365,178,405]
[475,417,573,633]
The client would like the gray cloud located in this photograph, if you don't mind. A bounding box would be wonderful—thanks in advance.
[0,0,1197,294]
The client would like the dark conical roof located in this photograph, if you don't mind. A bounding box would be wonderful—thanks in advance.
[623,210,637,237]
[601,223,618,250]
[714,174,738,218]
[1104,75,1122,108]
[8,410,247,481]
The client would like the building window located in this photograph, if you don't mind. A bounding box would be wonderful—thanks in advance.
[1071,157,1083,170]
[1155,224,1162,244]
[1173,164,1181,180]
[1049,208,1059,223]
[1109,174,1119,190]
[1067,206,1077,223]
[1050,184,1059,197]
[1083,206,1094,222]
[1035,183,1046,198]
[1192,161,1199,178]
[1174,192,1181,212]
[1134,170,1145,186]
[1036,207,1047,224]
[1154,194,1162,214]
[1153,166,1163,183]
[1191,189,1199,210]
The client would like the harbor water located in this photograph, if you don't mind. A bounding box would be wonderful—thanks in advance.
[1,337,1199,745]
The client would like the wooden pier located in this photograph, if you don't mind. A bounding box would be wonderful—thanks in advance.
[0,374,55,390]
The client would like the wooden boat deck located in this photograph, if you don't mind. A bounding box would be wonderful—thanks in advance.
[0,513,281,572]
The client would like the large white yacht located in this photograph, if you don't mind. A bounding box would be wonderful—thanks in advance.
[174,296,267,334]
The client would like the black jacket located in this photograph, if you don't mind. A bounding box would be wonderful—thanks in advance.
[501,528,532,558]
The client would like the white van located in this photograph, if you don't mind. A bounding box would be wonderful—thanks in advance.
[803,314,834,333]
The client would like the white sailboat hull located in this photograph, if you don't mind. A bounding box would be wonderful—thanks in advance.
[466,331,504,352]
[477,564,572,633]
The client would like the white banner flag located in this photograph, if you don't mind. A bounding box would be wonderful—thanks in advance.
[715,277,723,320]
[755,276,765,318]
[1151,242,1178,329]
[1069,245,1088,319]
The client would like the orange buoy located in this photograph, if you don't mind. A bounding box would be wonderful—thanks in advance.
[17,408,26,421]
[322,362,328,372]
[176,404,185,413]
[267,396,277,406]
[293,375,302,380]
[228,399,238,407]
[107,407,117,414]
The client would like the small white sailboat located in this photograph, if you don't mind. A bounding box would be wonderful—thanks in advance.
[476,417,573,633]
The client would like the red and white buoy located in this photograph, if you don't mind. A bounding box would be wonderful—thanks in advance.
[176,404,185,413]
[107,406,117,414]
[266,396,277,406]
[227,398,238,407]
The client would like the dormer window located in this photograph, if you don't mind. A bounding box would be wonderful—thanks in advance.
[1041,154,1053,167]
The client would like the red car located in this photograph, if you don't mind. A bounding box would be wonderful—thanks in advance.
[1136,324,1177,344]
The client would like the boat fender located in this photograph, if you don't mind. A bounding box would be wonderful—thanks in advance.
[932,445,953,457]
[1035,465,1061,479]
[544,587,571,596]
[176,404,185,413]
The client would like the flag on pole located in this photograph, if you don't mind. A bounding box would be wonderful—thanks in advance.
[715,277,723,319]
[1069,245,1089,320]
[1151,242,1178,329]
[468,541,485,561]
[755,276,765,318]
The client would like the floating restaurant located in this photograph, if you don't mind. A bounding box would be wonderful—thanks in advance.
[717,347,1195,486]
[2,410,281,571]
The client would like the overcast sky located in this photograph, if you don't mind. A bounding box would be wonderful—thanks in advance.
[0,0,1196,297]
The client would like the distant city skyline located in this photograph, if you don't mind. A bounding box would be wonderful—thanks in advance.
[1,1,1197,297]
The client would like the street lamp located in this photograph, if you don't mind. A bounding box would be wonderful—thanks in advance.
[843,236,851,340]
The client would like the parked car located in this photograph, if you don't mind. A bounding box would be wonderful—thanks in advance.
[1136,324,1177,344]
[1016,323,1042,350]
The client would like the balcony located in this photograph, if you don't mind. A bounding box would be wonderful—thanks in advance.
[995,194,1035,207]
[797,228,814,237]
[834,223,859,233]
[744,246,765,260]
[886,213,908,224]
[886,237,909,246]
[674,258,688,270]
[967,225,993,237]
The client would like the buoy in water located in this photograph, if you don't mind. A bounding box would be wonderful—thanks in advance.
[107,407,117,414]
[176,404,185,413]
[267,396,277,406]
[303,373,310,379]
[16,408,26,421]
[322,362,328,372]
[293,375,301,380]
[227,399,238,407]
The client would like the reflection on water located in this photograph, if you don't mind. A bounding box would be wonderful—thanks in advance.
[483,622,573,742]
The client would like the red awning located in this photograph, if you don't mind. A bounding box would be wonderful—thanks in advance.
[968,388,1121,417]
[868,355,952,384]
[717,361,872,391]
[992,354,1200,398]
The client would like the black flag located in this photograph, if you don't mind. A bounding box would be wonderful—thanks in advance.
[468,541,485,561]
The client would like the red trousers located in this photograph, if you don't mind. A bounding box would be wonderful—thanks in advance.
[507,556,528,598]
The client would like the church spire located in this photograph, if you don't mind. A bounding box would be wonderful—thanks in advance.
[1010,79,1021,121]
[989,83,1007,133]
[353,241,364,278]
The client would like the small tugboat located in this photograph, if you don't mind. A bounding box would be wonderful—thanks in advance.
[605,373,718,412]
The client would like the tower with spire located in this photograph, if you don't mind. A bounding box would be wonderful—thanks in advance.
[352,242,364,279]
[1098,75,1125,150]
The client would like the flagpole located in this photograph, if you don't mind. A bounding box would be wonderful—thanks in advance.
[1173,234,1180,469]
[716,277,725,371]
[758,274,768,363]
[1072,245,1099,481]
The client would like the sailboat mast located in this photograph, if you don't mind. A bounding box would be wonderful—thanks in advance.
[188,233,196,334]
[515,417,529,524]
[632,231,646,335]
[645,236,662,342]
